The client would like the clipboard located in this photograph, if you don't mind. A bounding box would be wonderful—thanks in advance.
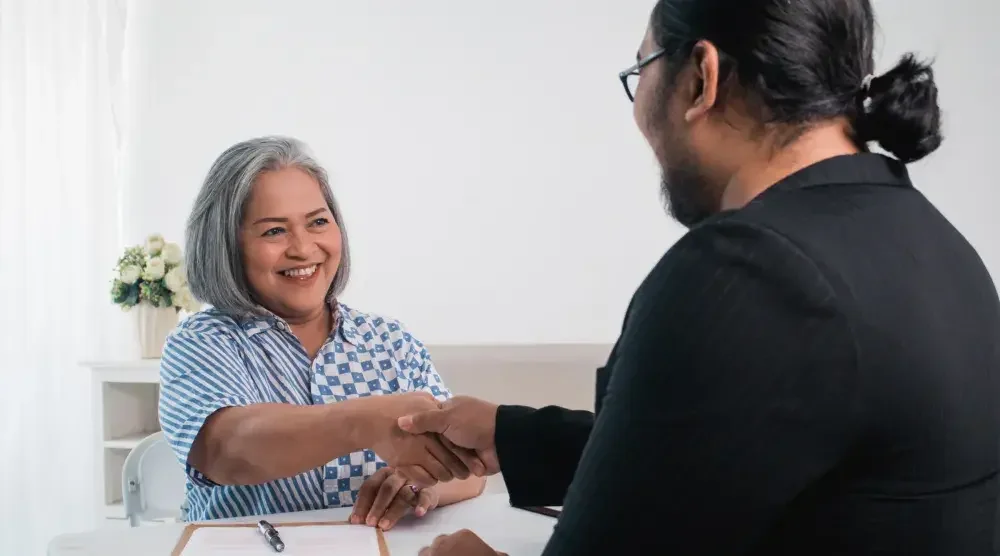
[171,520,390,555]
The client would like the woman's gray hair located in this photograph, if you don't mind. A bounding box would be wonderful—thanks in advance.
[185,136,351,318]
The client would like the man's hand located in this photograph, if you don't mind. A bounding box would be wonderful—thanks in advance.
[366,392,475,486]
[350,467,439,530]
[397,395,501,476]
[418,530,506,556]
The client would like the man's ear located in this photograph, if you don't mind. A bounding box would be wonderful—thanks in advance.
[683,40,722,123]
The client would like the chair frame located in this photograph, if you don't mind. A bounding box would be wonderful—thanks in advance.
[121,431,185,526]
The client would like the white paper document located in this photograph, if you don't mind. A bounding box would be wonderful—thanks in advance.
[179,524,381,556]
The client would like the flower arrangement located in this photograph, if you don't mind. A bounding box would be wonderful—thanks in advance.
[111,233,201,313]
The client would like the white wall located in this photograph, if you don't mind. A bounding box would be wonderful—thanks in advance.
[121,0,999,347]
[121,0,670,346]
[872,0,1000,281]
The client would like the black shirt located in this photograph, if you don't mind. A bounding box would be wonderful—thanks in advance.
[495,153,1000,555]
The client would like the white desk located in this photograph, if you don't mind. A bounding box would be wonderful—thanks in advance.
[47,495,555,555]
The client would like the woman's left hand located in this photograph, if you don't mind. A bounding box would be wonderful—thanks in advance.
[351,467,439,530]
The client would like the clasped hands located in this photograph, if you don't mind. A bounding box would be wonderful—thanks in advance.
[370,392,500,485]
[352,393,500,533]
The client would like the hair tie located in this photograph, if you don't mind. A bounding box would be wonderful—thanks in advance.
[860,74,875,97]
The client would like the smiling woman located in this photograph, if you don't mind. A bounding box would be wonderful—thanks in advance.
[157,136,485,528]
[239,166,345,354]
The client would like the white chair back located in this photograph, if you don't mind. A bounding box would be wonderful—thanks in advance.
[121,431,186,526]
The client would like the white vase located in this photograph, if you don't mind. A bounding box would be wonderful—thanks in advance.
[135,304,180,359]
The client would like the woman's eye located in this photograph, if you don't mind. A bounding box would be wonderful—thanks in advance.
[310,217,330,227]
[262,227,285,237]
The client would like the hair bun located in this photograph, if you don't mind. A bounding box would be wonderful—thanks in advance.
[856,53,943,163]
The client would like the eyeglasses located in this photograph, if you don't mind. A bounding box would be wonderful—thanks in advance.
[618,49,666,102]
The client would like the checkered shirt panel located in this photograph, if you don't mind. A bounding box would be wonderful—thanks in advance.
[311,309,451,508]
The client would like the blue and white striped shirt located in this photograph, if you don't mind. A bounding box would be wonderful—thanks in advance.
[158,303,451,521]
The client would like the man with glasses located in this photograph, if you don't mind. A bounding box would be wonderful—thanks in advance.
[620,47,666,103]
[410,0,1000,554]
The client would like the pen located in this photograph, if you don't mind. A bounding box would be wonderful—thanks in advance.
[257,519,285,552]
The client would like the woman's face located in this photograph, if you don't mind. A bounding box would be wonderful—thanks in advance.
[240,166,342,322]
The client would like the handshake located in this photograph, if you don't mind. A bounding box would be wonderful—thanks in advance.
[370,393,501,487]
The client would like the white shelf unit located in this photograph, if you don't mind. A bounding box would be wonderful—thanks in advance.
[85,359,175,528]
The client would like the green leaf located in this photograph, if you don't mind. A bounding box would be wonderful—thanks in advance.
[125,284,140,306]
[111,280,130,304]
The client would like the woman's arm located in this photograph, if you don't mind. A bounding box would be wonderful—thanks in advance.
[434,475,487,506]
[188,395,440,485]
[191,402,358,485]
[159,327,467,486]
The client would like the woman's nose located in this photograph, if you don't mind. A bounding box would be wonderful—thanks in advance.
[285,230,315,259]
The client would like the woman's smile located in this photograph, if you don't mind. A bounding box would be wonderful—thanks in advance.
[279,263,320,282]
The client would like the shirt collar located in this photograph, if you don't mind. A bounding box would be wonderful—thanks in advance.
[238,301,363,348]
[337,304,363,348]
[769,152,913,193]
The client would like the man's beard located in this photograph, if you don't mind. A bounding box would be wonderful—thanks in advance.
[649,87,717,228]
[655,138,718,228]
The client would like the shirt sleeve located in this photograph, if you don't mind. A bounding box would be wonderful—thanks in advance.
[495,404,594,506]
[541,220,860,555]
[158,327,261,487]
[396,324,452,402]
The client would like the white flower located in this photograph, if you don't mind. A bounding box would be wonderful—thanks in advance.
[119,265,141,285]
[164,265,187,292]
[143,257,166,281]
[172,286,201,313]
[161,243,183,265]
[145,234,165,256]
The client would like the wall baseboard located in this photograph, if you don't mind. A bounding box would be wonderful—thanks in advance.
[426,343,612,411]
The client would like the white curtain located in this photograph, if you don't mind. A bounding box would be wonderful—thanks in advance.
[0,0,127,553]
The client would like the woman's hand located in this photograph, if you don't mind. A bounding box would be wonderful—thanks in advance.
[351,467,439,530]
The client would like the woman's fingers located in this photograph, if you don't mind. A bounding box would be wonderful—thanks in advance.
[417,437,457,482]
[440,436,487,477]
[424,436,469,480]
[413,487,439,517]
[378,495,414,530]
[351,467,392,525]
[366,471,407,525]
[353,465,441,531]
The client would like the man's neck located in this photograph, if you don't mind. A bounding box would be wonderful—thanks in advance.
[720,120,860,211]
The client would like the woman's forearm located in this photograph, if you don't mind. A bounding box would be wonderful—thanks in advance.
[434,475,488,507]
[191,399,382,485]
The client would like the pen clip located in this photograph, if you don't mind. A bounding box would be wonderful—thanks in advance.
[258,519,277,534]
[258,520,285,551]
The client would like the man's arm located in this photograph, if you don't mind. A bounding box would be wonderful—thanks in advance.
[494,404,594,507]
[496,302,633,506]
[541,221,860,555]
